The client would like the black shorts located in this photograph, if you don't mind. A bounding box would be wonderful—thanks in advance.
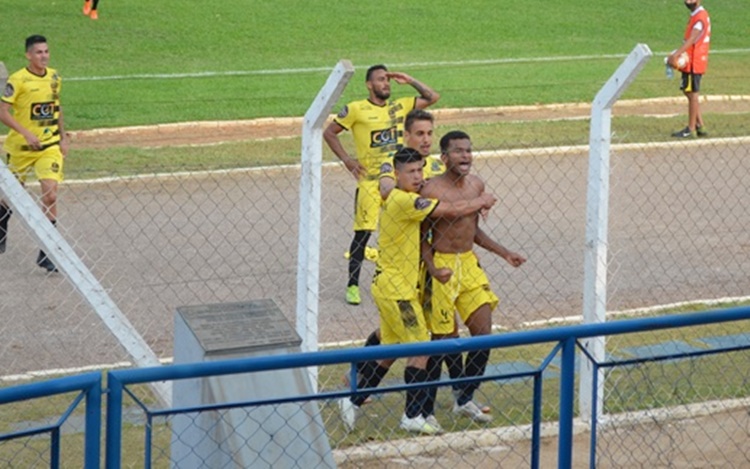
[680,72,702,93]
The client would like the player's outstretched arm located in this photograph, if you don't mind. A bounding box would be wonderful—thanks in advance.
[432,192,496,219]
[474,227,527,267]
[386,72,440,109]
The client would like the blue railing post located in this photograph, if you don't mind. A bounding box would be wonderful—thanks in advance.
[589,360,600,469]
[106,373,124,469]
[84,375,102,469]
[50,427,60,469]
[558,336,577,469]
[530,370,543,469]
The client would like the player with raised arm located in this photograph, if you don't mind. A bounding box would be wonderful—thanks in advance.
[420,130,526,422]
[324,65,440,305]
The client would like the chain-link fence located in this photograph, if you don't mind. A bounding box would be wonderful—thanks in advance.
[1,54,749,465]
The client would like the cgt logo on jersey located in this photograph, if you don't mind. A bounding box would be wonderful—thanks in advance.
[30,101,56,121]
[370,126,398,148]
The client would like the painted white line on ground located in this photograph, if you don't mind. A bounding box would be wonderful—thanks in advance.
[64,49,750,82]
[2,294,748,383]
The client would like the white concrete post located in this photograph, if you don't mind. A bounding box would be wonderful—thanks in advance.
[296,60,355,389]
[580,44,652,422]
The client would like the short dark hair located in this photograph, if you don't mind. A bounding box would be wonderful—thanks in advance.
[440,130,471,154]
[25,35,47,51]
[405,109,434,132]
[393,147,423,169]
[366,64,388,82]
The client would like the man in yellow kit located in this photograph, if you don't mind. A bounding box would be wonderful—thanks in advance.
[0,35,69,272]
[324,64,440,305]
[338,147,497,434]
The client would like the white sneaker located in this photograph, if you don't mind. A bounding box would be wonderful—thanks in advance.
[453,400,493,423]
[424,415,444,434]
[399,414,440,434]
[339,398,360,431]
[452,389,491,413]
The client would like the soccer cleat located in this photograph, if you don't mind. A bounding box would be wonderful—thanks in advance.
[346,285,361,305]
[89,9,98,20]
[424,415,444,434]
[453,400,493,423]
[82,0,92,15]
[36,250,59,273]
[338,398,360,432]
[399,414,440,435]
[671,127,696,139]
[452,389,491,413]
[696,126,708,137]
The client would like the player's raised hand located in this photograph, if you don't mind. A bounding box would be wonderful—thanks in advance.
[386,72,413,85]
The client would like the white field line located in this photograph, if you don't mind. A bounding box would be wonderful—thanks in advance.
[4,295,749,383]
[64,49,750,82]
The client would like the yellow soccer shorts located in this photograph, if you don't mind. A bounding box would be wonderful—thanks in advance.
[353,177,382,232]
[6,145,64,183]
[427,250,499,335]
[374,295,430,345]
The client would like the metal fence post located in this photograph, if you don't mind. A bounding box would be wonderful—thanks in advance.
[580,43,652,427]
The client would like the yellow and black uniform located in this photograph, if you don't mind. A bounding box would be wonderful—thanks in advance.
[2,67,64,182]
[380,154,445,184]
[425,251,499,335]
[371,187,438,345]
[334,97,416,231]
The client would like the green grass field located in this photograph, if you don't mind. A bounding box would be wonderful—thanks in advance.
[2,1,749,130]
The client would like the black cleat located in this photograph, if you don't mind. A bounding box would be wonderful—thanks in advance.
[671,127,696,139]
[696,126,709,137]
[36,250,59,273]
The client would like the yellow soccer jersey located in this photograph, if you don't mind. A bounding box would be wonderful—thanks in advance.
[1,67,62,154]
[334,97,416,177]
[378,154,445,184]
[371,188,438,300]
[423,156,445,180]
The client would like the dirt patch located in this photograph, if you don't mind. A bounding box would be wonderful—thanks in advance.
[59,96,750,150]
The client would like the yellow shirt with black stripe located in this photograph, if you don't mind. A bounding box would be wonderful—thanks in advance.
[334,97,416,178]
[371,188,438,300]
[2,67,63,154]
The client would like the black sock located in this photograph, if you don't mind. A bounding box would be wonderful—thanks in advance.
[351,363,388,407]
[0,205,11,248]
[404,366,429,418]
[347,230,371,287]
[458,349,489,405]
[355,330,382,374]
[423,355,443,416]
[444,352,464,392]
[364,330,380,347]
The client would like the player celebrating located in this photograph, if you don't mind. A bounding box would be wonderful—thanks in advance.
[421,130,526,422]
[338,147,497,435]
[324,65,440,305]
[0,35,69,272]
[668,0,711,138]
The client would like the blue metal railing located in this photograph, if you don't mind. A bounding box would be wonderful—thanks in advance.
[103,305,750,469]
[1,305,749,468]
[0,371,101,469]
